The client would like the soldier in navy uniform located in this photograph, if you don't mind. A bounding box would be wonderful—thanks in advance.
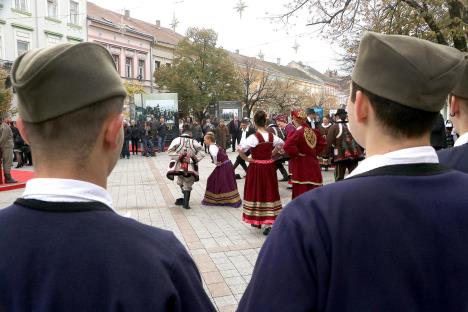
[0,43,215,311]
[238,33,468,311]
[438,58,468,173]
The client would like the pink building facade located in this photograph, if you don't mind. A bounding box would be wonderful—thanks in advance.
[87,3,154,93]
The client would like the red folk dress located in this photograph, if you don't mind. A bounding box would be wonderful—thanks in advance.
[284,125,326,199]
[243,132,282,226]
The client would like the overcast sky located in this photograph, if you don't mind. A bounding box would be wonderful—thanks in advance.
[89,0,342,73]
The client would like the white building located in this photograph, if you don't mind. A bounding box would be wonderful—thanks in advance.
[0,0,87,64]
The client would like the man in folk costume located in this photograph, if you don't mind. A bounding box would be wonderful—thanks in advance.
[167,124,205,209]
[284,109,326,199]
[267,116,289,181]
[239,32,468,312]
[318,115,333,170]
[326,108,364,181]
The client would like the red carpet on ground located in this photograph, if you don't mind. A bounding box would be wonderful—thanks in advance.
[0,169,34,192]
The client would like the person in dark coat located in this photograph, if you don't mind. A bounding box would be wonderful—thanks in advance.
[1,42,216,312]
[438,58,468,173]
[130,120,140,155]
[430,113,447,150]
[191,120,203,144]
[120,121,131,159]
[157,117,168,152]
[228,116,241,152]
[239,32,468,312]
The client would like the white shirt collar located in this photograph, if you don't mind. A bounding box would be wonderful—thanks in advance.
[454,132,468,147]
[346,146,439,179]
[22,178,114,211]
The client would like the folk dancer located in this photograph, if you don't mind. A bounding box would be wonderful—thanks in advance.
[233,119,255,179]
[201,132,242,207]
[238,111,284,236]
[267,116,289,181]
[318,115,332,170]
[284,109,326,199]
[326,108,364,181]
[239,32,468,311]
[167,124,205,209]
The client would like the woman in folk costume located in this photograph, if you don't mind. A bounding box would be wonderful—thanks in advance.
[238,110,284,236]
[202,132,242,208]
[284,109,326,199]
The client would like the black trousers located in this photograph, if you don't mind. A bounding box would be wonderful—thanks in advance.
[231,135,239,152]
[334,159,359,181]
[233,150,251,173]
[131,138,139,154]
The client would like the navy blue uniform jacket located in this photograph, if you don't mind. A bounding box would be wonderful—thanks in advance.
[438,143,468,173]
[0,199,216,312]
[238,164,468,311]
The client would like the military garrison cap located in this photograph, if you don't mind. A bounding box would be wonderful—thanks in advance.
[352,32,465,112]
[11,42,127,123]
[452,56,468,100]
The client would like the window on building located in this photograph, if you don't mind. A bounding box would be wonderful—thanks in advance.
[112,54,120,73]
[47,0,58,18]
[15,0,28,12]
[69,1,79,25]
[155,60,160,69]
[15,30,32,57]
[17,40,29,56]
[138,60,145,80]
[166,63,171,67]
[46,34,61,47]
[125,57,133,78]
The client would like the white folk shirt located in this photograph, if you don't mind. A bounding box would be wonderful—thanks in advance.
[238,130,284,152]
[209,144,219,163]
[454,132,468,147]
[22,178,114,210]
[346,146,439,179]
[239,127,250,145]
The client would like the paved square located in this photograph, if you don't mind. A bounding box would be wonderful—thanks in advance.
[0,152,335,311]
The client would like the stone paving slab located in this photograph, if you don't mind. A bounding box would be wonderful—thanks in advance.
[0,151,335,311]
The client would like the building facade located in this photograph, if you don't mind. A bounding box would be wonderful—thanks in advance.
[87,3,154,93]
[87,2,184,94]
[0,0,87,65]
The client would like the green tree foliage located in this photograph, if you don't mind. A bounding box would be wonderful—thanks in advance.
[275,0,467,70]
[0,69,13,118]
[155,28,242,121]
